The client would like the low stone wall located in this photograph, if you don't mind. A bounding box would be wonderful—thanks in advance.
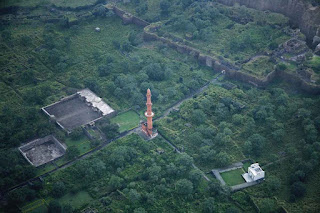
[110,5,149,27]
[19,135,66,153]
[278,70,320,94]
[19,135,66,166]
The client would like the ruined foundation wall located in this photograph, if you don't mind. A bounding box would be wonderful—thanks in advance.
[19,135,66,153]
[217,0,320,47]
[111,5,149,27]
[278,70,320,94]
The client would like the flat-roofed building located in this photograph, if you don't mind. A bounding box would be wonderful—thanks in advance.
[248,163,265,181]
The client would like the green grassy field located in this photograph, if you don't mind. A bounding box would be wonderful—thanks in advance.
[65,135,91,154]
[220,168,246,186]
[111,110,140,132]
[58,191,93,209]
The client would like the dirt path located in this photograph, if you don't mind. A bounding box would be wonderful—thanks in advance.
[159,74,221,119]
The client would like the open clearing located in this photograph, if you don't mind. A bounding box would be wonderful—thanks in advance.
[220,168,246,186]
[111,110,140,132]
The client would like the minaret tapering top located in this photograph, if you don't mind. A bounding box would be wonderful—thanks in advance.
[147,88,151,97]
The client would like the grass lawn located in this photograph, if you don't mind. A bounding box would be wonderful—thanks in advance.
[220,168,246,186]
[65,136,91,154]
[58,191,93,209]
[111,110,140,132]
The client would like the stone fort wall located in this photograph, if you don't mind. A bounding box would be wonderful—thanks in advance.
[108,4,320,95]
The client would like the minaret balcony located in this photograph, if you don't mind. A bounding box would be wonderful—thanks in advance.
[145,112,154,117]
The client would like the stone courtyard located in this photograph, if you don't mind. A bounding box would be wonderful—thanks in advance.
[42,89,115,132]
[19,135,66,167]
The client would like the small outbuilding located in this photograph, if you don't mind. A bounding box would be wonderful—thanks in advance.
[95,27,101,32]
[242,163,265,182]
[248,163,265,181]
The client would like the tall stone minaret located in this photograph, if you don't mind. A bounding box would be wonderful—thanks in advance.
[144,88,154,136]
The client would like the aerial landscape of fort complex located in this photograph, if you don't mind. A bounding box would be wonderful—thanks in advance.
[0,0,320,212]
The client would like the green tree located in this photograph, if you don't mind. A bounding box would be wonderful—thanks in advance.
[70,128,82,140]
[144,63,165,81]
[176,179,193,195]
[189,169,202,186]
[129,189,141,203]
[136,3,148,16]
[226,206,240,213]
[199,146,216,162]
[272,128,285,143]
[259,198,277,213]
[215,152,231,167]
[134,207,147,213]
[160,0,171,15]
[48,201,62,213]
[202,197,215,213]
[97,64,112,77]
[66,146,80,160]
[232,114,244,125]
[266,176,281,195]
[276,63,287,71]
[291,181,306,198]
[175,153,194,171]
[191,109,206,125]
[146,164,162,182]
[100,123,120,139]
[62,204,73,213]
[245,134,266,156]
[51,181,66,198]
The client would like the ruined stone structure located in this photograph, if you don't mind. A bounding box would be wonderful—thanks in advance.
[107,4,320,95]
[217,0,320,48]
[141,89,155,137]
[42,89,115,132]
[19,135,66,167]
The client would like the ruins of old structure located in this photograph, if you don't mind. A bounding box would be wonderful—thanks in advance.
[42,89,115,133]
[141,89,157,138]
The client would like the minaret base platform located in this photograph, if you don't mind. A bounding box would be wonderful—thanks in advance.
[139,122,158,140]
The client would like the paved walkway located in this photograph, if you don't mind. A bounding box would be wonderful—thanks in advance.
[231,181,262,192]
[211,161,244,187]
[211,161,265,191]
[212,170,226,185]
[218,162,243,173]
